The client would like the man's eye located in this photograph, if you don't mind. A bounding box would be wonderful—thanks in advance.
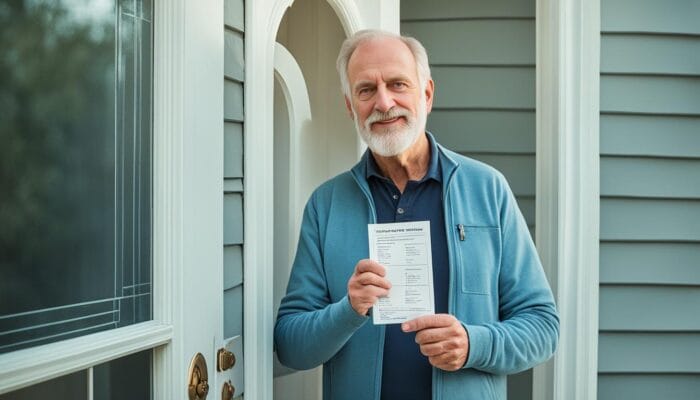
[358,87,373,97]
[392,82,408,89]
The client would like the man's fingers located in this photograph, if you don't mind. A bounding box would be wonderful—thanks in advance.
[428,352,465,372]
[419,341,446,357]
[414,327,454,345]
[355,259,386,276]
[347,260,391,316]
[354,272,391,289]
[401,314,455,332]
[419,336,463,356]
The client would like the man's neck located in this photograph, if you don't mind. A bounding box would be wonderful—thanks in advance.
[372,133,430,193]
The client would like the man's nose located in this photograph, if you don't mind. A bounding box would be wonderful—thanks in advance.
[374,86,396,113]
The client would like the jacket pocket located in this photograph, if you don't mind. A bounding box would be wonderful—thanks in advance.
[456,226,501,295]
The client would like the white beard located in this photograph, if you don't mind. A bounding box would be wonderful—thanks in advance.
[353,94,427,157]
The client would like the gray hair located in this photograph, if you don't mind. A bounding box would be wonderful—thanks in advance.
[336,29,431,97]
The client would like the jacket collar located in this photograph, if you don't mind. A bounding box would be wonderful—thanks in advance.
[351,131,459,193]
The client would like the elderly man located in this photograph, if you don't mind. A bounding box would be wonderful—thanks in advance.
[274,29,559,400]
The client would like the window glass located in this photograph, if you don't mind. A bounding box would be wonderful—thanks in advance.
[0,0,153,354]
[94,349,152,399]
[0,370,87,400]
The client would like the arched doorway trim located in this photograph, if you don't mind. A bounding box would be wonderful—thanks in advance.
[243,2,397,399]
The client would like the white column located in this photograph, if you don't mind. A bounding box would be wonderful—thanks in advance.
[533,0,600,399]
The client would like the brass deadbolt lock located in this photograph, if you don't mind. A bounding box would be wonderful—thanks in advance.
[187,353,210,400]
[222,380,235,400]
[217,348,236,371]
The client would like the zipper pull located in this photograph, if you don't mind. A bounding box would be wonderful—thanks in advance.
[457,224,465,241]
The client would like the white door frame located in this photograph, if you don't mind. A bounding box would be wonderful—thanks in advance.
[533,0,601,399]
[152,0,224,398]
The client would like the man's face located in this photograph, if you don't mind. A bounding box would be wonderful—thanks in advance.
[345,37,434,157]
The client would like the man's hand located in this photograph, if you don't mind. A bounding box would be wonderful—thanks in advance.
[347,259,391,316]
[402,314,469,371]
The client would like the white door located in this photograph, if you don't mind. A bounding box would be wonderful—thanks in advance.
[0,1,241,399]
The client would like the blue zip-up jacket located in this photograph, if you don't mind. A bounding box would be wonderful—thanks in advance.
[275,137,559,400]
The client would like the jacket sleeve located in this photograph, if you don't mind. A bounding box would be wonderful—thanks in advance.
[274,194,368,370]
[463,175,560,374]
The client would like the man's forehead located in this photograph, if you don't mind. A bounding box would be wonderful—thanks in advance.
[347,37,417,79]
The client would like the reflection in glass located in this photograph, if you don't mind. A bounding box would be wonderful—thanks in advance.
[0,0,152,353]
[0,370,87,400]
[94,349,151,399]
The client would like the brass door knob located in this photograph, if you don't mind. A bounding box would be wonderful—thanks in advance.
[187,353,209,400]
[222,380,235,400]
[217,348,236,371]
[196,381,210,397]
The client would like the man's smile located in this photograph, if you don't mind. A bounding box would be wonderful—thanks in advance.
[373,116,403,126]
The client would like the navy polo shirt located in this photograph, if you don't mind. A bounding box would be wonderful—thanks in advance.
[367,135,449,400]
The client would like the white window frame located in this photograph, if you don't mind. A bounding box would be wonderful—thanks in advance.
[533,0,601,399]
[0,1,186,395]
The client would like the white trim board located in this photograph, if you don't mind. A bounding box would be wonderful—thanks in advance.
[152,0,224,398]
[151,0,186,398]
[533,0,601,399]
[0,322,171,394]
[273,42,313,257]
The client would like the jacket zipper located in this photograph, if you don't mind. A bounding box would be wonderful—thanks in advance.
[350,170,384,400]
[435,162,459,400]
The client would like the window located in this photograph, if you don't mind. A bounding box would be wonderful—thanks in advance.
[0,0,153,354]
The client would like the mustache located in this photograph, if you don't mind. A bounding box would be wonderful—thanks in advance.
[364,107,411,126]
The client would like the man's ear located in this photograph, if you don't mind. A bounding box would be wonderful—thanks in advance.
[424,79,435,114]
[344,96,355,119]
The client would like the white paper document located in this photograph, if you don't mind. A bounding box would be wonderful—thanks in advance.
[368,221,435,325]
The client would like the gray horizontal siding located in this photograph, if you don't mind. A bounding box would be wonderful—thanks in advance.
[600,115,700,158]
[599,0,700,397]
[600,157,700,198]
[224,178,243,193]
[601,0,700,35]
[224,80,244,121]
[599,286,700,330]
[601,75,700,116]
[401,0,534,20]
[431,67,535,110]
[601,35,700,75]
[600,198,700,241]
[224,245,243,289]
[224,0,244,341]
[224,285,243,338]
[402,2,536,399]
[224,193,244,245]
[599,374,700,400]
[429,111,535,153]
[224,30,244,82]
[224,0,244,31]
[600,242,700,285]
[224,122,243,178]
[402,20,534,65]
[599,333,700,373]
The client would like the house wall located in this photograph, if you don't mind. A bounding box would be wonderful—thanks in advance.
[597,0,700,398]
[401,1,537,399]
[223,0,245,341]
